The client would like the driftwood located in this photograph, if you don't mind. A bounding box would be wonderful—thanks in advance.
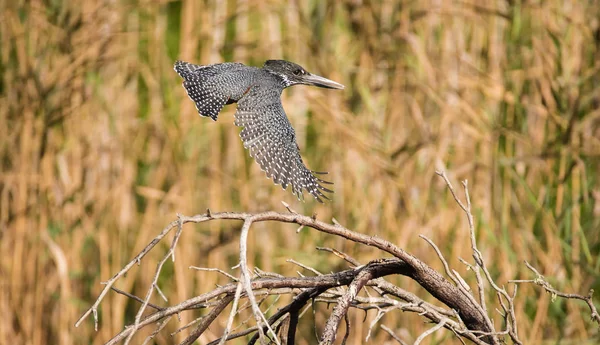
[75,171,599,345]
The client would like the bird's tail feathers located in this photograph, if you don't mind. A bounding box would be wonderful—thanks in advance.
[174,61,227,121]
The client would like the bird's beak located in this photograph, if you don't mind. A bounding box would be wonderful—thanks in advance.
[303,73,345,90]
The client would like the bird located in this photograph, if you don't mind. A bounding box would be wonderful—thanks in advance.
[174,59,345,203]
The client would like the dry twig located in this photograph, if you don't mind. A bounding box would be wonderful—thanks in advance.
[76,172,599,344]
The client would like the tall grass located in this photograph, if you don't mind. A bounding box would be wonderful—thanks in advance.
[1,0,599,344]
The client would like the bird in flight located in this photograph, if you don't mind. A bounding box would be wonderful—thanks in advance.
[174,60,344,203]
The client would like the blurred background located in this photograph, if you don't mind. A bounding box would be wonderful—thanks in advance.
[1,0,599,344]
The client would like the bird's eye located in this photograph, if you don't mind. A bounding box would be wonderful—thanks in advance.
[293,69,304,76]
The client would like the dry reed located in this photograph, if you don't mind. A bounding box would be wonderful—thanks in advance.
[1,0,599,344]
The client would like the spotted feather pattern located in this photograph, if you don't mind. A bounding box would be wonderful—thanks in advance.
[174,60,334,202]
[174,60,246,120]
[234,85,333,202]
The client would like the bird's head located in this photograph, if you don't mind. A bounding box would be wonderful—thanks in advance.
[264,60,345,90]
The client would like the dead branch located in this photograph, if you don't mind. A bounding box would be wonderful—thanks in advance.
[320,262,379,344]
[75,172,599,345]
[510,261,600,324]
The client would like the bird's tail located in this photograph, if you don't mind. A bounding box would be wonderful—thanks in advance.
[174,60,228,121]
[174,60,211,79]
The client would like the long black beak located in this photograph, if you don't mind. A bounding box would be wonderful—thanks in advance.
[302,73,345,90]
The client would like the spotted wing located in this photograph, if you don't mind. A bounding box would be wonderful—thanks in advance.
[234,85,333,202]
[174,61,245,121]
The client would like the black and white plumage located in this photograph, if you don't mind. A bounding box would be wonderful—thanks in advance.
[174,59,344,203]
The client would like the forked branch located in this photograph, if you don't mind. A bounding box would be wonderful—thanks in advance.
[76,173,599,345]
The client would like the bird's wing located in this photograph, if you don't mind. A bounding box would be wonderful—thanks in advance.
[234,84,333,202]
[174,61,245,120]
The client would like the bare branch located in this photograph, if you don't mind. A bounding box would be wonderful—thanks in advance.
[287,259,323,276]
[124,219,184,345]
[110,287,164,311]
[75,218,184,329]
[239,217,281,345]
[510,262,600,325]
[142,316,172,345]
[78,178,599,345]
[179,294,234,345]
[217,283,243,345]
[189,266,239,282]
[316,247,360,267]
[414,319,446,345]
[380,325,408,345]
[320,263,377,344]
[436,171,503,345]
[419,234,464,289]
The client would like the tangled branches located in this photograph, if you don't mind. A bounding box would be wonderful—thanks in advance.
[75,172,599,344]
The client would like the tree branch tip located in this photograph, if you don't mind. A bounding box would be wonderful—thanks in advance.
[155,284,168,302]
[281,201,296,214]
[93,308,98,331]
[331,217,341,226]
[458,258,473,270]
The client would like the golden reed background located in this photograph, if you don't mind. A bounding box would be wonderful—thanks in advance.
[1,0,599,344]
